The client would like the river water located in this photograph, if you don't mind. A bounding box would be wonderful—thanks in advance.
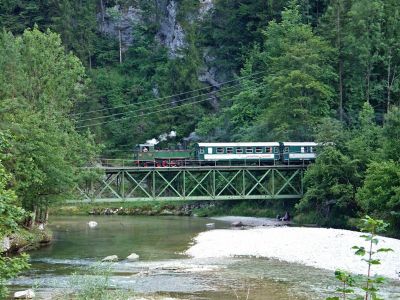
[9,216,400,299]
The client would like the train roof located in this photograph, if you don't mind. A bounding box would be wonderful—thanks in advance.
[282,142,318,146]
[196,142,280,147]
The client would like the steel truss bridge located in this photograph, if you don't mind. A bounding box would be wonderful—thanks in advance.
[70,164,307,203]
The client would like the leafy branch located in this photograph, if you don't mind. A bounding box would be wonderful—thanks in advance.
[327,215,393,300]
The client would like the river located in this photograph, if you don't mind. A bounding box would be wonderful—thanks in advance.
[9,216,400,299]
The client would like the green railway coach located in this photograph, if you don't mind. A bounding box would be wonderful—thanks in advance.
[282,142,317,163]
[195,142,280,163]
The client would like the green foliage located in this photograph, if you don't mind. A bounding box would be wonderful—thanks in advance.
[381,106,400,161]
[0,254,30,299]
[68,263,132,300]
[296,146,359,225]
[0,159,30,299]
[357,161,400,233]
[327,269,356,299]
[200,2,336,141]
[0,28,99,211]
[328,216,393,300]
[199,0,290,73]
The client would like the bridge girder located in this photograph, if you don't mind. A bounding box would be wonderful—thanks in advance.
[70,166,305,203]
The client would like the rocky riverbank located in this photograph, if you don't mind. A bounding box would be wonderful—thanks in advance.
[4,226,52,254]
[53,200,292,219]
[53,202,216,217]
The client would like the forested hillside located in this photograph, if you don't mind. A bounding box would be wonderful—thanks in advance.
[0,0,399,233]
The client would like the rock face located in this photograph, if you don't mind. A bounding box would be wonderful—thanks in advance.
[126,253,140,261]
[99,5,142,50]
[14,289,35,299]
[102,255,118,262]
[156,0,186,57]
[199,0,214,18]
[98,1,187,57]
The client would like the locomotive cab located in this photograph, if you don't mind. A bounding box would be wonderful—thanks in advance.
[133,143,155,162]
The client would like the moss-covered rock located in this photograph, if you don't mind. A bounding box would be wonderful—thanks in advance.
[8,226,52,253]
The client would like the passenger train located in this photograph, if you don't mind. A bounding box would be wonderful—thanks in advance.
[132,142,317,167]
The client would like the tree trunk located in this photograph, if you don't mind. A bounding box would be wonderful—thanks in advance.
[119,29,122,64]
[100,0,105,23]
[387,51,392,113]
[337,1,344,122]
[88,49,92,70]
[45,207,49,225]
[366,64,371,104]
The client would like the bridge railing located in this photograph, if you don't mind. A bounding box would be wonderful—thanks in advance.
[96,157,311,169]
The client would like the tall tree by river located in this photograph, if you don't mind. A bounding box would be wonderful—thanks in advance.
[0,28,98,223]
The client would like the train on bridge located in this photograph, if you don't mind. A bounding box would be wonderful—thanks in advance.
[132,142,317,167]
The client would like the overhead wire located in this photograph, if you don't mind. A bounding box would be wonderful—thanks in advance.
[71,70,266,117]
[76,81,264,129]
[75,75,265,124]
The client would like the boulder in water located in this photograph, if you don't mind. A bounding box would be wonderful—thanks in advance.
[231,221,244,227]
[126,253,140,261]
[87,221,98,228]
[102,255,118,262]
[14,289,35,299]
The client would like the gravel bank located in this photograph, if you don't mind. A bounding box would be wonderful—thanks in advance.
[186,226,400,280]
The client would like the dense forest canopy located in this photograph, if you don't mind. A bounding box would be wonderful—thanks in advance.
[0,0,399,233]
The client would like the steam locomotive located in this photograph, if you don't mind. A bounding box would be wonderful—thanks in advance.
[133,142,317,167]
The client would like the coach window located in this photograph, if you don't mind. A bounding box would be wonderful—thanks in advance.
[246,147,253,153]
[199,147,204,154]
[217,147,224,154]
[265,147,271,153]
[274,147,279,153]
[284,147,289,153]
[255,147,263,153]
[236,148,243,154]
[227,147,233,154]
[310,147,313,153]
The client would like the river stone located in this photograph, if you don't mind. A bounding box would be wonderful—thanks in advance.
[206,223,215,228]
[14,289,35,299]
[102,255,118,262]
[160,209,174,215]
[126,253,140,261]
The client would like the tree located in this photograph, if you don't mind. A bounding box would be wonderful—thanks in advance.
[381,0,400,112]
[296,146,360,225]
[0,28,98,219]
[357,161,400,233]
[343,0,383,109]
[346,102,382,173]
[253,2,336,140]
[318,0,352,122]
[381,106,400,162]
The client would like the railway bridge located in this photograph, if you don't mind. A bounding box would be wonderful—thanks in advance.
[70,161,307,203]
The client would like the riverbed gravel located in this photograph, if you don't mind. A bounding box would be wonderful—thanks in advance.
[186,226,400,280]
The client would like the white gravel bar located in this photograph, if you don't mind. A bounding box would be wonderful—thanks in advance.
[185,226,400,280]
